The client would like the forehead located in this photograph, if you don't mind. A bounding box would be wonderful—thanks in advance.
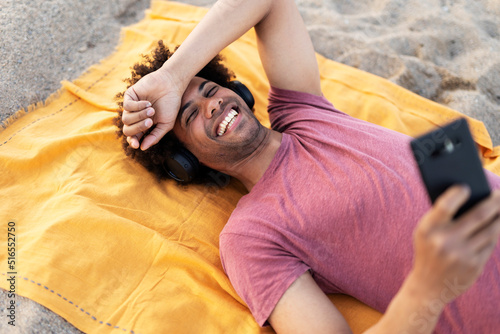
[182,76,209,101]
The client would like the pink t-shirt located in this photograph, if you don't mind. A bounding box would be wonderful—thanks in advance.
[219,86,500,332]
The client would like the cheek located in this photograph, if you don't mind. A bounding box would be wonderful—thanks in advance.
[183,122,211,152]
[172,123,198,154]
[172,119,184,137]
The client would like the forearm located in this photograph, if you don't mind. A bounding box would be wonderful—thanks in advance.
[363,272,443,334]
[161,0,274,87]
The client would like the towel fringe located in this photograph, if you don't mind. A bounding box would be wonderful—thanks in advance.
[0,88,65,134]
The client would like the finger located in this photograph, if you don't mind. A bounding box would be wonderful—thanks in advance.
[133,132,145,142]
[123,87,152,112]
[123,118,153,137]
[122,107,155,126]
[127,132,144,149]
[129,137,140,149]
[473,223,499,268]
[140,122,172,150]
[468,210,500,253]
[123,101,152,113]
[456,190,500,238]
[421,185,471,228]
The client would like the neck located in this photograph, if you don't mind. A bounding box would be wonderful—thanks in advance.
[227,128,282,192]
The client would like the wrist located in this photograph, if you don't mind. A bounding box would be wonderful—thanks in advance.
[372,273,446,334]
[156,60,193,96]
[403,271,446,313]
[158,59,191,92]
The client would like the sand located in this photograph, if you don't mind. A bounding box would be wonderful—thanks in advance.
[0,0,498,333]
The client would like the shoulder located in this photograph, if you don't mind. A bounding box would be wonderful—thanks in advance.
[267,86,347,132]
[268,85,333,109]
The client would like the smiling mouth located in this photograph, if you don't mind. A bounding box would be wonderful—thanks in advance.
[217,109,239,136]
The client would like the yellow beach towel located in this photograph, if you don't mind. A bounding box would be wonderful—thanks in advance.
[1,1,499,334]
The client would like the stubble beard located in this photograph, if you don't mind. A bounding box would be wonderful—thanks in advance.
[206,110,264,167]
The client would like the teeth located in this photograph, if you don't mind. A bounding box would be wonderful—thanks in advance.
[217,109,238,136]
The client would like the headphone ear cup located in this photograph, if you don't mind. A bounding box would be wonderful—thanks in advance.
[162,147,200,183]
[228,81,255,109]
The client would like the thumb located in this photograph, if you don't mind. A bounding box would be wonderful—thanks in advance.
[139,94,180,150]
[140,122,172,151]
[422,185,471,227]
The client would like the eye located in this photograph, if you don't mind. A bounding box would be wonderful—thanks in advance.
[206,86,218,97]
[186,109,197,125]
[185,85,218,126]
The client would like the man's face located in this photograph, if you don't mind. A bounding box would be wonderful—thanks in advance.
[172,76,263,172]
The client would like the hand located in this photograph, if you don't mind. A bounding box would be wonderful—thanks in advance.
[122,68,185,150]
[411,186,500,302]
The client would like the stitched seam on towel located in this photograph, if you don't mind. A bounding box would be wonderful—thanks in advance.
[1,272,142,334]
[0,98,80,148]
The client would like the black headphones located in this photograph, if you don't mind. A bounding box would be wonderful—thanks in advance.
[162,80,255,183]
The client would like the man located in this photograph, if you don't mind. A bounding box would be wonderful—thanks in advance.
[121,0,500,332]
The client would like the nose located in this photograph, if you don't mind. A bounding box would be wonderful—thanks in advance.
[203,97,222,119]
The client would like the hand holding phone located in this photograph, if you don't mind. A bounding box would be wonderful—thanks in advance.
[410,118,491,218]
[409,119,500,329]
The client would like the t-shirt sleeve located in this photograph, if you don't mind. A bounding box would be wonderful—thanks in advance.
[220,232,310,326]
[486,168,500,190]
[267,85,348,133]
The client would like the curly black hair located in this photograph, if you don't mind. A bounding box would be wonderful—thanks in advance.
[114,40,235,183]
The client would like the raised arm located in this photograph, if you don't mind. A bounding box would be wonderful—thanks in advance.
[254,0,321,95]
[166,0,321,94]
[122,0,321,150]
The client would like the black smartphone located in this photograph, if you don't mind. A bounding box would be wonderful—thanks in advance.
[410,118,491,218]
